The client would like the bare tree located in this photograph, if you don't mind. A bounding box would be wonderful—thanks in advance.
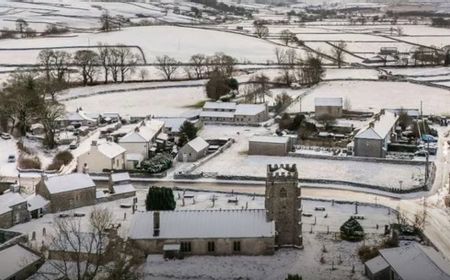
[253,22,269,39]
[15,18,28,37]
[38,50,54,82]
[155,55,180,80]
[39,101,65,149]
[107,48,121,83]
[247,74,271,103]
[52,50,72,82]
[189,54,207,79]
[98,44,110,84]
[275,48,298,85]
[332,41,347,69]
[74,50,99,86]
[206,53,235,77]
[115,46,139,82]
[280,29,296,46]
[45,208,113,280]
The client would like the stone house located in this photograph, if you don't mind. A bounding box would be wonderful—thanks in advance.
[233,104,269,125]
[365,243,450,280]
[314,97,343,118]
[248,136,293,156]
[36,173,96,213]
[56,111,97,128]
[0,243,44,280]
[353,110,399,158]
[26,194,49,219]
[128,210,275,256]
[119,119,164,159]
[77,140,126,173]
[177,137,209,162]
[0,191,29,229]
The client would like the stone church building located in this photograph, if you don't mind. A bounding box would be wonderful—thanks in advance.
[128,164,302,256]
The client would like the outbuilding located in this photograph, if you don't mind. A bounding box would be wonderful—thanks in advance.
[248,136,293,156]
[177,137,209,162]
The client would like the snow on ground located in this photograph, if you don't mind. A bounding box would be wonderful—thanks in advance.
[289,81,450,115]
[63,85,206,117]
[323,68,379,80]
[13,187,393,280]
[0,138,18,178]
[0,25,290,65]
[196,125,425,189]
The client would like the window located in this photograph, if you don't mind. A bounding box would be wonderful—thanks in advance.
[181,242,191,252]
[207,241,215,252]
[233,241,241,252]
[279,188,287,198]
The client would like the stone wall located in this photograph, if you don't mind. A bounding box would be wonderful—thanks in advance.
[131,237,274,256]
[49,187,96,213]
[0,211,12,228]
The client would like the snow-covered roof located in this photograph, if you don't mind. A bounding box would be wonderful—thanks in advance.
[96,141,126,159]
[379,243,450,280]
[250,136,290,144]
[314,97,343,107]
[365,255,389,274]
[119,120,164,143]
[111,172,130,183]
[113,184,136,195]
[128,209,275,239]
[96,190,107,199]
[186,137,209,152]
[234,104,266,116]
[0,244,41,279]
[203,102,236,111]
[44,173,95,194]
[199,111,235,119]
[0,192,26,213]
[355,111,398,140]
[59,112,85,122]
[26,194,49,212]
[156,118,187,133]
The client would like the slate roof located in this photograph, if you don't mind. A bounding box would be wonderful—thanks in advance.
[234,104,266,116]
[203,102,236,111]
[250,136,290,144]
[44,173,95,194]
[355,111,398,140]
[314,97,343,107]
[97,141,126,159]
[0,244,41,280]
[186,137,209,152]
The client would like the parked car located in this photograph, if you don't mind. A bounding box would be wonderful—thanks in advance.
[69,140,79,150]
[414,150,429,157]
[421,134,437,143]
[0,133,11,140]
[7,155,15,163]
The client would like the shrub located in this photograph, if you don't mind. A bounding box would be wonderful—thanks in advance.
[17,142,33,155]
[286,275,302,280]
[340,217,365,242]
[145,186,176,211]
[140,153,173,174]
[47,151,74,171]
[18,155,41,170]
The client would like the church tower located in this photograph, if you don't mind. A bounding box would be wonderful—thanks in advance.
[265,164,302,248]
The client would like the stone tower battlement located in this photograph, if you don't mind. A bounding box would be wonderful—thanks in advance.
[267,163,298,179]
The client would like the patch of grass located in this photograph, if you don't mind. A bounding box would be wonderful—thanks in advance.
[185,100,207,108]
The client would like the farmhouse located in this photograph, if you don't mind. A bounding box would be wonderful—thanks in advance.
[0,244,43,280]
[200,102,269,124]
[0,191,29,228]
[314,97,343,118]
[128,163,301,256]
[248,136,293,156]
[119,119,164,159]
[56,111,96,128]
[353,110,398,158]
[77,140,126,173]
[36,174,96,213]
[177,137,209,162]
[364,243,450,280]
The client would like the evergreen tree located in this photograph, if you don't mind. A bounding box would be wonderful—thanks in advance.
[146,186,176,211]
[179,121,198,141]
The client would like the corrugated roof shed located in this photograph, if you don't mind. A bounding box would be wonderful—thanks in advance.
[250,136,290,144]
[203,102,236,111]
[235,104,266,116]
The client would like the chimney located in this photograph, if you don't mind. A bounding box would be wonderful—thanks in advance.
[369,122,375,128]
[91,140,98,147]
[380,109,385,115]
[134,127,140,133]
[153,212,160,237]
[41,172,48,181]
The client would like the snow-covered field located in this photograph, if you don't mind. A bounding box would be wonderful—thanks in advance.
[0,25,289,65]
[289,81,450,115]
[196,125,426,189]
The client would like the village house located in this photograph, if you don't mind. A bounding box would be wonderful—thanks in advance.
[56,111,97,128]
[36,173,96,213]
[365,243,450,280]
[353,110,399,158]
[199,102,269,125]
[177,137,209,162]
[314,97,343,118]
[0,191,29,228]
[128,163,301,257]
[0,243,43,280]
[248,136,293,156]
[77,140,126,173]
[26,194,49,219]
[108,172,136,199]
[118,119,164,159]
